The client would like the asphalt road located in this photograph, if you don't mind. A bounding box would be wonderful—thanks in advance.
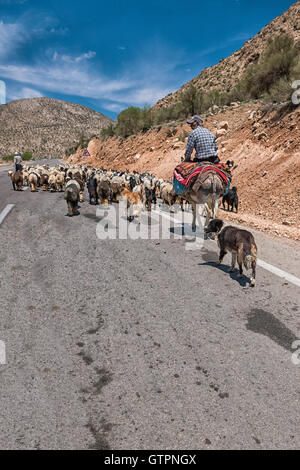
[0,161,300,450]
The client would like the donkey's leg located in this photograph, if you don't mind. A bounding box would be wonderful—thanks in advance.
[203,198,212,239]
[192,204,197,232]
[213,194,221,219]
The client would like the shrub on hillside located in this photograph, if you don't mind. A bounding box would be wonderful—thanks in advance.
[180,85,198,115]
[77,134,90,150]
[2,154,14,162]
[237,34,299,100]
[3,152,33,161]
[100,123,115,139]
[22,152,32,161]
[265,78,293,103]
[65,135,92,157]
[115,106,151,137]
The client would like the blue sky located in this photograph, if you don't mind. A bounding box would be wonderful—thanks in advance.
[0,0,296,119]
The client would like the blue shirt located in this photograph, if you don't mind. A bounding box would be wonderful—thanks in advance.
[185,126,218,161]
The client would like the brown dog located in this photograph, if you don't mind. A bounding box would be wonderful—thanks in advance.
[205,219,257,287]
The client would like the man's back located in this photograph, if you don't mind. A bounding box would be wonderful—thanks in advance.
[185,126,218,162]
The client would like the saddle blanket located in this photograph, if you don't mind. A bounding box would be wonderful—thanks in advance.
[173,161,230,194]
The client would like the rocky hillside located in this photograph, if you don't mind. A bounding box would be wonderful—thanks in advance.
[66,101,300,240]
[0,97,113,159]
[155,0,300,109]
[63,1,300,241]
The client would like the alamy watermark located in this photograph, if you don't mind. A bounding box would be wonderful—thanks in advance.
[95,198,206,251]
[291,80,300,105]
[291,340,300,366]
[0,341,6,365]
[0,80,6,105]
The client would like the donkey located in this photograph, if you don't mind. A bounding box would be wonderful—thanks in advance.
[184,172,225,238]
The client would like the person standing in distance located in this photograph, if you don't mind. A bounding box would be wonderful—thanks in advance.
[14,152,23,172]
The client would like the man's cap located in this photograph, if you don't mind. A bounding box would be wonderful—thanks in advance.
[187,115,203,125]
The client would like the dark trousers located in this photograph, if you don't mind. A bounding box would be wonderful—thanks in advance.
[15,164,23,172]
[195,156,220,164]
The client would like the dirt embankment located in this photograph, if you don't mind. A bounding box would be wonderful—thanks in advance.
[65,102,300,240]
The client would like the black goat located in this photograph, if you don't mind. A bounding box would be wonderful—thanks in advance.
[87,177,99,205]
[222,187,238,213]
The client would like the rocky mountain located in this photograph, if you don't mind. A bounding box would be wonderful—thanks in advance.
[0,97,113,159]
[66,101,300,240]
[155,0,300,109]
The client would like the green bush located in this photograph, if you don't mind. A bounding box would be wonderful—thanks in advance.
[77,134,90,150]
[116,107,140,137]
[113,106,151,137]
[65,146,77,157]
[180,85,198,115]
[2,154,14,162]
[234,34,299,100]
[100,123,116,139]
[65,135,92,157]
[2,152,34,162]
[22,152,33,161]
[265,77,293,103]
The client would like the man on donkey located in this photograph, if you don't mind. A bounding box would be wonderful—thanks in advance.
[184,116,220,164]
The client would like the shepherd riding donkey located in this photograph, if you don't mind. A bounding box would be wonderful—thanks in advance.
[173,116,232,237]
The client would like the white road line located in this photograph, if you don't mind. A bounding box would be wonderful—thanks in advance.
[151,208,201,226]
[0,204,15,225]
[151,208,300,288]
[257,260,300,288]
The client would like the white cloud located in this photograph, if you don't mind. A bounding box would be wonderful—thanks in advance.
[116,85,174,107]
[51,50,96,64]
[0,20,26,59]
[0,62,135,99]
[8,86,43,100]
[0,16,70,61]
[0,18,183,112]
[1,59,178,113]
[103,103,124,113]
[75,51,96,62]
